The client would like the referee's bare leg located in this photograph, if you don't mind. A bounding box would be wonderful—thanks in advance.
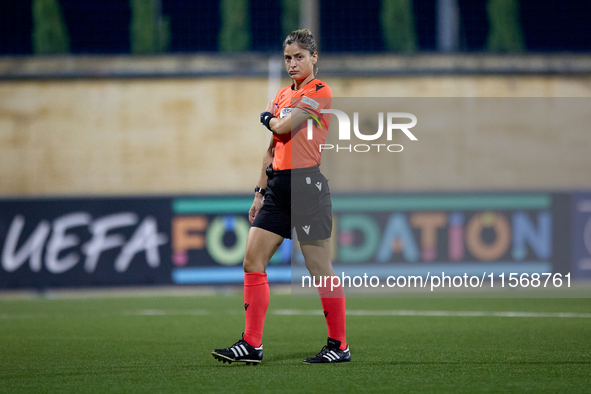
[300,238,335,279]
[243,227,283,273]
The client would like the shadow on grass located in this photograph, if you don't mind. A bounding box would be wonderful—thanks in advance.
[265,352,313,363]
[199,352,314,366]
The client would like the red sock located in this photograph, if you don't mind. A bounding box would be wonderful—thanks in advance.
[243,272,269,347]
[318,278,347,350]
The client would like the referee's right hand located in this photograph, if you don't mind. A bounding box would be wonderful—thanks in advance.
[249,195,264,224]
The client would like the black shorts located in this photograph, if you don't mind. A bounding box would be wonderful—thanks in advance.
[252,166,332,241]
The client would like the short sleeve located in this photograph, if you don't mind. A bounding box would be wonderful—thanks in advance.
[295,81,332,119]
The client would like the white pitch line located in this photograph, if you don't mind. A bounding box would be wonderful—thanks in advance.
[3,309,591,320]
[272,309,591,318]
[0,310,210,319]
[124,309,210,316]
[0,313,52,320]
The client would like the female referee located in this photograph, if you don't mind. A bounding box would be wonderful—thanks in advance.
[212,29,349,365]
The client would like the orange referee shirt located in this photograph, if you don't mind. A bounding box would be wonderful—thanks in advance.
[271,79,332,170]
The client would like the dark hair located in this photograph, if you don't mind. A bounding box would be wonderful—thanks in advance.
[283,29,318,55]
[283,29,319,75]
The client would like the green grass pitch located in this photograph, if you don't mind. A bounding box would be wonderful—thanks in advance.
[1,290,590,393]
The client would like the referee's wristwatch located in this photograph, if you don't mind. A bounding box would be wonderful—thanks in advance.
[254,186,266,196]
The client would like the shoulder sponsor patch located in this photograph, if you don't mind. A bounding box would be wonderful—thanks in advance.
[301,96,319,110]
[280,107,292,118]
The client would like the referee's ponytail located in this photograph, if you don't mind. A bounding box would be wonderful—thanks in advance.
[283,29,319,76]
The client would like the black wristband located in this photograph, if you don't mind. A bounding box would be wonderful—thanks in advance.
[260,111,275,132]
[254,186,266,196]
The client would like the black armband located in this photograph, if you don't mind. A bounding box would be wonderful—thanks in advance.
[260,111,276,132]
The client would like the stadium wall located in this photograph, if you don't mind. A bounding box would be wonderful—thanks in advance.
[1,55,591,196]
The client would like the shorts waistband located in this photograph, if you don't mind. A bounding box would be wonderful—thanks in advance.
[272,166,320,176]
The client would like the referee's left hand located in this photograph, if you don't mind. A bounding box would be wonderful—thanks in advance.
[264,101,274,113]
